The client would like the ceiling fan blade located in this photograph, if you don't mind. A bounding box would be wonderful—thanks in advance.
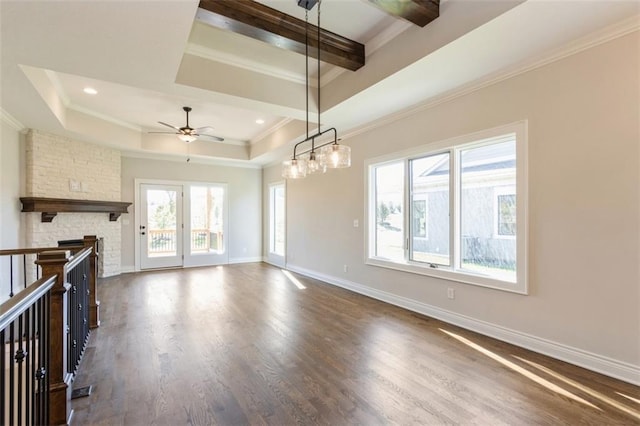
[158,121,181,131]
[197,133,225,142]
[195,126,216,133]
[148,131,179,135]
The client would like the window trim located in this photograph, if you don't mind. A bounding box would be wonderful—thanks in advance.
[365,121,528,294]
[268,182,286,257]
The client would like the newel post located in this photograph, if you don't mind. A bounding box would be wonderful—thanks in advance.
[83,235,100,328]
[36,250,73,426]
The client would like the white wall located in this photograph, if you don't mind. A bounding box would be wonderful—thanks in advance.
[264,32,640,382]
[120,156,262,271]
[0,118,23,249]
[0,117,25,300]
[24,130,122,277]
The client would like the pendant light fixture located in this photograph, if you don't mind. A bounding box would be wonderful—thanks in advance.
[282,0,350,179]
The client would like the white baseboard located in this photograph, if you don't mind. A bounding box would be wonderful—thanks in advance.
[120,266,135,274]
[286,264,640,386]
[263,256,285,268]
[228,256,263,264]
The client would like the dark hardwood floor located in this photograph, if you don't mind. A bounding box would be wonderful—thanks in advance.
[71,263,639,425]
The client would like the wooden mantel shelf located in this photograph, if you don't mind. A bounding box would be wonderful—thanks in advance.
[20,197,132,223]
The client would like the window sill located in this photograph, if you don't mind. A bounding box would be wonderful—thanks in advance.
[366,257,527,294]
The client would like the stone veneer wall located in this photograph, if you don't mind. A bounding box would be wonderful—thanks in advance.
[24,130,122,277]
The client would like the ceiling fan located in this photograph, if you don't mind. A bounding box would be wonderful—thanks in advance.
[150,106,224,143]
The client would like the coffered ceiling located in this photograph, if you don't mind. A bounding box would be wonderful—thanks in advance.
[1,0,638,166]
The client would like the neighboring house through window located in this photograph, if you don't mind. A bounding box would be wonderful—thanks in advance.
[366,122,528,293]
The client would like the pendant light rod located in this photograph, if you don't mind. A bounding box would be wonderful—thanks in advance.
[305,9,309,141]
[317,1,321,136]
[292,127,337,159]
[282,0,351,179]
[307,0,322,156]
[184,106,191,128]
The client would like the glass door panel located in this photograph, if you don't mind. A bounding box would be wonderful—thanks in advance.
[140,184,183,269]
[185,184,228,266]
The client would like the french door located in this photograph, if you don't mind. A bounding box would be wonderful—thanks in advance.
[140,184,183,269]
[138,181,228,270]
[184,184,228,267]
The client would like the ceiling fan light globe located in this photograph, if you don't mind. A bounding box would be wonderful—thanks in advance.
[178,134,198,143]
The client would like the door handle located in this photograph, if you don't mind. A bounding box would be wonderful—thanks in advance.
[141,232,146,235]
[140,225,146,230]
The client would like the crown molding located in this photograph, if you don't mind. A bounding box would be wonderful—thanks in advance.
[250,117,294,145]
[120,149,262,169]
[317,20,412,88]
[366,20,412,57]
[185,43,316,87]
[69,103,142,132]
[0,108,26,132]
[341,16,640,143]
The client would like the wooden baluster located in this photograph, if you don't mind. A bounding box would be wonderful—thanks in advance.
[83,235,100,329]
[36,250,72,426]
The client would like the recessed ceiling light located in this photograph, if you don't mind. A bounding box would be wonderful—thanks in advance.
[256,119,265,124]
[83,87,98,95]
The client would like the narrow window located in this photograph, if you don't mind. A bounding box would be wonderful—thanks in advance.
[269,183,285,256]
[373,162,404,261]
[409,152,450,266]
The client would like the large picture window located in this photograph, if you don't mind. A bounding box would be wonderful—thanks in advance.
[367,122,527,293]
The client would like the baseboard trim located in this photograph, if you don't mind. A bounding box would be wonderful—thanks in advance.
[228,256,263,264]
[286,264,640,386]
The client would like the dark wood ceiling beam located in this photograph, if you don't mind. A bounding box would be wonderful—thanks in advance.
[367,0,439,27]
[197,0,365,71]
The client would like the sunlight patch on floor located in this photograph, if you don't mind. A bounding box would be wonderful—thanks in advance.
[439,328,600,410]
[616,392,640,405]
[514,356,640,420]
[281,270,306,290]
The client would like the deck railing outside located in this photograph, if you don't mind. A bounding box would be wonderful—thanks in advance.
[148,229,223,254]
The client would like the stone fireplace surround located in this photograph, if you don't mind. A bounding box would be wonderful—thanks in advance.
[23,130,124,277]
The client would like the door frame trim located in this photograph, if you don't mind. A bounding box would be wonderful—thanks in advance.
[134,178,230,271]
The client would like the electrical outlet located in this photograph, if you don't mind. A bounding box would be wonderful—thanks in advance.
[353,219,359,228]
[447,288,455,300]
[343,264,348,273]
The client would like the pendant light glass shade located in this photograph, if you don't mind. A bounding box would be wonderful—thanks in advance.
[281,1,350,179]
[321,143,351,169]
[306,151,327,174]
[282,158,308,179]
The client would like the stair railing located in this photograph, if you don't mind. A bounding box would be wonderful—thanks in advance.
[1,235,100,425]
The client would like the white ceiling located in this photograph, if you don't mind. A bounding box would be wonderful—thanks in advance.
[1,0,638,166]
